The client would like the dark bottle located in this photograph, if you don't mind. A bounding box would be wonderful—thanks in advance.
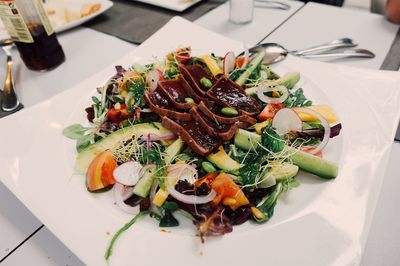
[0,0,65,71]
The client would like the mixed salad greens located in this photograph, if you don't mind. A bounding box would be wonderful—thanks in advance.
[63,47,342,261]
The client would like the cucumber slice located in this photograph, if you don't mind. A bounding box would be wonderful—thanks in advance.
[287,147,338,179]
[133,138,184,198]
[164,137,185,165]
[235,51,265,86]
[132,165,156,198]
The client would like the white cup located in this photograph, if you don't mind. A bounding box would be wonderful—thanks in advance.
[229,0,254,24]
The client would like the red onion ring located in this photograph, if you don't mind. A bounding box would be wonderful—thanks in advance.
[293,107,331,155]
[112,183,137,214]
[167,184,216,205]
[256,84,289,104]
[146,134,151,151]
[140,133,177,142]
[146,134,151,164]
[168,164,198,184]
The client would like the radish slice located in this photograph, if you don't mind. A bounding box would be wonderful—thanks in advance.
[272,108,302,136]
[146,69,160,91]
[113,183,137,214]
[113,161,142,186]
[293,107,331,155]
[223,51,236,75]
[167,184,216,205]
[257,84,289,104]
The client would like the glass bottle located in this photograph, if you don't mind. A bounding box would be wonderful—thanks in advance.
[0,0,65,71]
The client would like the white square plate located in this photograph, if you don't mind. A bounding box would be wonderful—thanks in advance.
[1,17,400,266]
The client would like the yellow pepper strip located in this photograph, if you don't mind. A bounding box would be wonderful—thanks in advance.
[152,188,170,207]
[199,55,223,77]
[152,173,180,207]
[294,104,338,125]
[254,119,271,135]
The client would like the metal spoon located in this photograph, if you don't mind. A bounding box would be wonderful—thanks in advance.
[248,38,358,64]
[1,38,20,112]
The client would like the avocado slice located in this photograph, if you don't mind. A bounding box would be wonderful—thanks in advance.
[75,122,171,173]
[259,163,299,188]
[207,146,242,172]
[234,129,338,179]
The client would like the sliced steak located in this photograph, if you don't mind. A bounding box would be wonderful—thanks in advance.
[190,107,238,141]
[206,76,262,116]
[198,101,256,127]
[159,77,195,110]
[179,64,216,97]
[144,87,191,121]
[162,117,222,156]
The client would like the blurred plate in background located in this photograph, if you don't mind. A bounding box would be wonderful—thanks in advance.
[130,0,203,12]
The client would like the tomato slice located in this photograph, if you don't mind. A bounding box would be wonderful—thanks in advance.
[300,146,323,157]
[210,173,249,211]
[86,150,117,192]
[173,47,192,64]
[195,172,218,188]
[235,56,246,69]
[107,104,130,124]
[258,103,285,120]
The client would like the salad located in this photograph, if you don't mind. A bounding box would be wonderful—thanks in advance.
[63,47,342,260]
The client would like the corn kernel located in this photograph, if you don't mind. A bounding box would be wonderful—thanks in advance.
[251,206,265,219]
[222,197,237,206]
[152,189,169,207]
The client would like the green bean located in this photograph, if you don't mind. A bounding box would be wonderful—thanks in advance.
[202,161,217,173]
[184,97,194,104]
[221,107,238,117]
[200,77,212,88]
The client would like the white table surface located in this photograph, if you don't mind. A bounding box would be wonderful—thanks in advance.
[1,2,399,265]
[261,2,399,70]
[261,3,400,265]
[195,0,304,45]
